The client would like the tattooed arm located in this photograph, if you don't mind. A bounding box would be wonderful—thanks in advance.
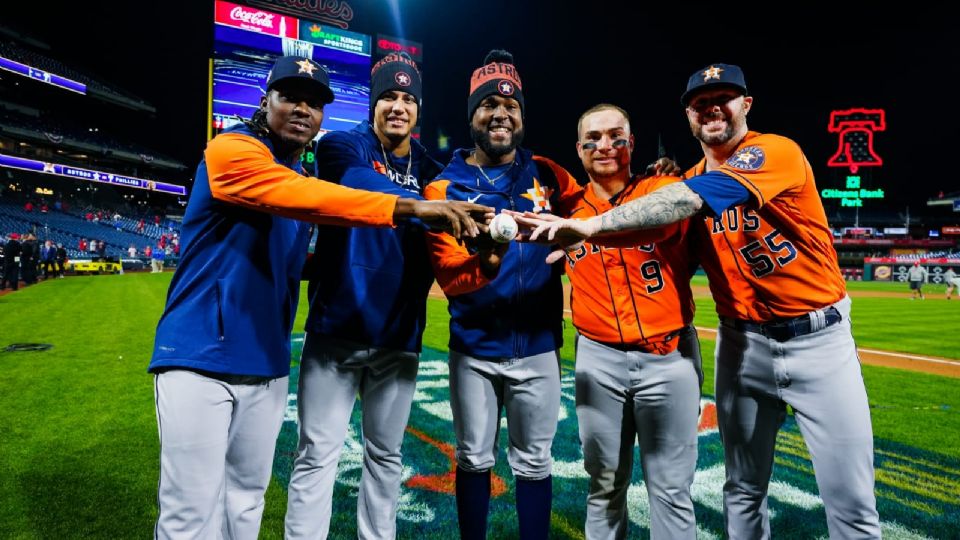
[598,182,703,233]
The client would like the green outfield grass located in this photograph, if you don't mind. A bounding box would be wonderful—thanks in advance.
[0,273,958,538]
[689,276,960,358]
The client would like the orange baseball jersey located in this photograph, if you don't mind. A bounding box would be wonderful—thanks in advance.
[565,175,695,353]
[683,131,845,321]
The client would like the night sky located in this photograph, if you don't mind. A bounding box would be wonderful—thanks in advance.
[4,1,955,217]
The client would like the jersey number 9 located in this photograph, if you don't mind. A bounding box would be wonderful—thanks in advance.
[640,260,664,293]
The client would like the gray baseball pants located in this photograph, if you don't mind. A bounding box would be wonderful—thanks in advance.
[449,349,561,479]
[285,334,419,540]
[715,295,881,539]
[154,369,287,540]
[576,333,702,540]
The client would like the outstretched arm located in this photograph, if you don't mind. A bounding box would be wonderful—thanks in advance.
[598,182,703,233]
[516,182,704,245]
[395,199,491,240]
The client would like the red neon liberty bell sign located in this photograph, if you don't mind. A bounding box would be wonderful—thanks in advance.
[827,108,884,173]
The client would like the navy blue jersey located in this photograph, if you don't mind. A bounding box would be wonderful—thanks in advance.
[304,122,443,352]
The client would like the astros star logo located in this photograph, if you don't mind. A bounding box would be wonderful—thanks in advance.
[395,71,411,86]
[702,65,723,81]
[521,178,553,213]
[498,80,514,95]
[296,59,318,75]
[726,146,765,171]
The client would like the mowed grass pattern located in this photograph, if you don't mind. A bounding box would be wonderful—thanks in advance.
[0,273,958,537]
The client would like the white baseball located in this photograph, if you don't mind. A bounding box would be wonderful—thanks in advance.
[489,213,518,243]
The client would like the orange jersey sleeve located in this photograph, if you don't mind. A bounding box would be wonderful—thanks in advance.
[205,132,398,227]
[533,155,583,216]
[564,175,695,351]
[423,180,491,296]
[683,132,845,321]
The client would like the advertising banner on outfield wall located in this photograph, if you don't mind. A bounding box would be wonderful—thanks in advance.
[890,263,958,283]
[872,265,893,281]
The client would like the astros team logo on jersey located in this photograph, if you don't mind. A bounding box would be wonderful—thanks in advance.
[521,178,553,213]
[727,146,765,170]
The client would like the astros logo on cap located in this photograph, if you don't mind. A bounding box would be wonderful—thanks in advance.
[702,65,723,81]
[498,80,514,95]
[395,71,411,87]
[296,58,318,75]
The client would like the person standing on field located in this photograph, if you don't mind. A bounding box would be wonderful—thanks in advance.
[516,62,881,539]
[149,55,488,540]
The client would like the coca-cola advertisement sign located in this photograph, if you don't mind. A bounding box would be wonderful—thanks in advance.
[216,0,298,38]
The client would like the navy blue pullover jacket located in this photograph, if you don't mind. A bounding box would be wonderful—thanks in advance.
[150,124,397,377]
[303,121,442,352]
[425,148,580,359]
[150,125,310,377]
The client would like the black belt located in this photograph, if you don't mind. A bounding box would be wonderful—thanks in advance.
[596,329,682,354]
[602,341,656,353]
[723,306,842,342]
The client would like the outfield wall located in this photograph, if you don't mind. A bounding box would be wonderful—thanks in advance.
[863,258,959,282]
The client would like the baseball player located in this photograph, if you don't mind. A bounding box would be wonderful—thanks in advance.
[424,49,581,539]
[907,260,928,299]
[516,63,881,539]
[944,267,959,299]
[149,55,488,540]
[284,52,493,540]
[556,103,702,539]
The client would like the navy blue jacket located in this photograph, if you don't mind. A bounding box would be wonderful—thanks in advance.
[150,125,311,377]
[303,121,442,352]
[427,148,579,359]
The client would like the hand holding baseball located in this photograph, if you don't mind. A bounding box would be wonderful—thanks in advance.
[507,211,595,263]
[489,213,518,243]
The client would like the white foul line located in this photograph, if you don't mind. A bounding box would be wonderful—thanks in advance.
[552,310,957,368]
[691,325,960,367]
[855,348,960,366]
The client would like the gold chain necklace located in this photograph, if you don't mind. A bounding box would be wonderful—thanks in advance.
[473,153,514,186]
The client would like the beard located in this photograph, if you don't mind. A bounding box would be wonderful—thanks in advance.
[471,125,525,160]
[695,123,735,146]
[692,112,739,146]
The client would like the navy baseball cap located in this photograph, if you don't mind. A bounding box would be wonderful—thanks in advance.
[265,56,335,104]
[681,63,748,106]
